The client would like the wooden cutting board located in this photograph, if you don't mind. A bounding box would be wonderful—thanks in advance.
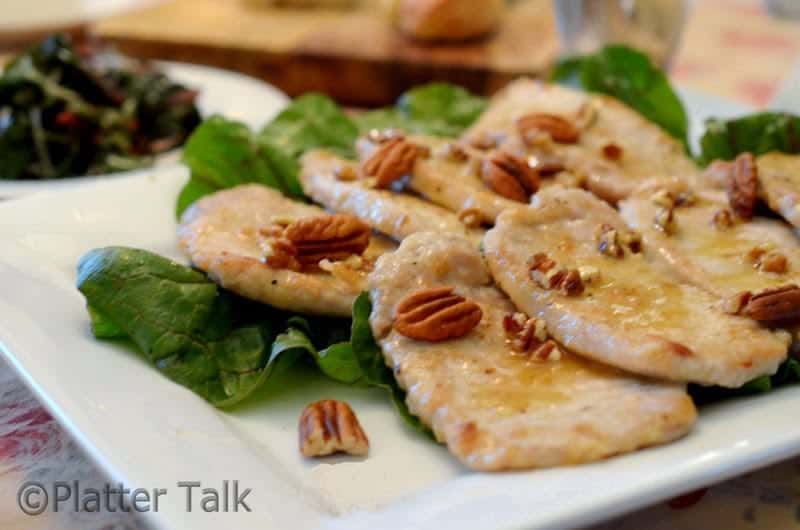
[91,0,559,105]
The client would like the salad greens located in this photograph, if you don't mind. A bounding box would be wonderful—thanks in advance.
[0,34,200,179]
[354,82,488,137]
[690,357,800,405]
[77,247,430,434]
[258,93,359,159]
[552,45,689,149]
[698,112,800,165]
[177,83,487,216]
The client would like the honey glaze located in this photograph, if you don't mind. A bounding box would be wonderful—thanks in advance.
[529,219,692,330]
[671,204,800,294]
[469,351,614,416]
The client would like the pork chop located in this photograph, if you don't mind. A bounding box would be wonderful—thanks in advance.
[369,232,696,471]
[300,149,484,244]
[178,184,394,317]
[755,152,800,229]
[464,79,698,203]
[356,134,522,223]
[483,187,790,387]
[619,179,800,322]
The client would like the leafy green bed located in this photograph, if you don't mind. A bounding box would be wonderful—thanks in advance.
[76,45,800,431]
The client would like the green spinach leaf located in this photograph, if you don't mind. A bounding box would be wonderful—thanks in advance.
[177,94,358,217]
[77,248,430,435]
[698,112,800,165]
[259,93,358,159]
[77,246,288,406]
[689,357,800,405]
[552,45,689,148]
[354,82,487,137]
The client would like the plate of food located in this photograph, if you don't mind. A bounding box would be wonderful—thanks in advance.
[2,46,800,530]
[0,34,289,198]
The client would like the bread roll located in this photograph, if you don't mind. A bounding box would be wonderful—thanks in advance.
[390,0,506,41]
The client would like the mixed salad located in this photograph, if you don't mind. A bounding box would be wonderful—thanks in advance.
[0,34,201,180]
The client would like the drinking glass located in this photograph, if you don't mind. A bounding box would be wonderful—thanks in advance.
[553,0,689,67]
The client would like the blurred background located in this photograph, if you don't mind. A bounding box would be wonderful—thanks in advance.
[2,0,800,108]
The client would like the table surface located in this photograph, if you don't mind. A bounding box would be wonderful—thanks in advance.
[3,0,800,529]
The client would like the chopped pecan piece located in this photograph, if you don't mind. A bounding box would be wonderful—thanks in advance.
[333,164,358,181]
[651,189,675,209]
[457,207,484,228]
[560,269,585,296]
[621,230,642,254]
[284,214,371,266]
[481,151,540,203]
[434,142,469,162]
[578,265,601,284]
[529,253,585,296]
[724,152,758,220]
[654,205,675,234]
[532,340,563,362]
[596,223,624,258]
[469,131,502,150]
[394,286,483,342]
[740,285,800,321]
[517,113,580,145]
[361,137,419,188]
[757,251,789,274]
[711,208,735,229]
[299,400,369,457]
[502,312,561,361]
[602,143,623,161]
[674,191,696,207]
[744,245,788,273]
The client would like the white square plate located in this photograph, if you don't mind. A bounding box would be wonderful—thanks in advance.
[2,91,796,530]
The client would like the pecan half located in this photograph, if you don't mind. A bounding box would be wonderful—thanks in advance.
[740,285,800,321]
[361,137,419,188]
[394,286,483,342]
[481,151,540,203]
[529,253,585,296]
[517,113,580,145]
[263,235,301,271]
[284,214,370,266]
[299,400,369,457]
[725,152,758,220]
